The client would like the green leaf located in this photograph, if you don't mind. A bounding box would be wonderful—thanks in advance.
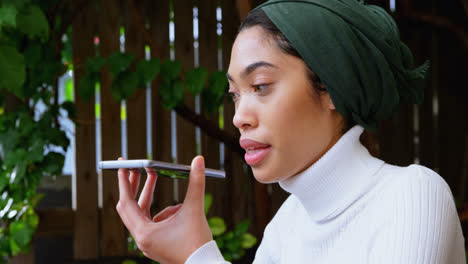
[61,101,76,119]
[24,46,67,96]
[201,87,220,114]
[16,5,49,41]
[215,236,224,249]
[225,237,241,254]
[41,151,65,176]
[111,70,139,101]
[26,138,45,163]
[240,233,257,249]
[136,58,160,86]
[234,220,250,236]
[86,56,106,74]
[46,127,69,151]
[23,44,41,67]
[208,217,226,236]
[159,79,184,109]
[160,60,181,81]
[209,71,228,98]
[186,67,207,96]
[202,71,228,114]
[4,148,27,168]
[9,220,34,250]
[0,4,18,30]
[3,0,31,10]
[204,193,213,215]
[10,237,21,255]
[24,210,39,230]
[0,128,20,159]
[107,52,134,78]
[0,232,10,258]
[0,45,25,98]
[78,72,97,102]
[173,79,185,103]
[222,251,233,262]
[224,230,234,240]
[232,248,245,260]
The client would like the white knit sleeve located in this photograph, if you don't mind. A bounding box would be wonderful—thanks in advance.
[367,165,466,264]
[184,240,230,264]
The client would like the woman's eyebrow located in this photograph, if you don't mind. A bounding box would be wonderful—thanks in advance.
[226,61,277,83]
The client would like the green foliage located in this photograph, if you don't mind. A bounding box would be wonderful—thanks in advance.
[206,194,257,262]
[0,4,17,30]
[136,58,160,87]
[0,45,25,98]
[78,55,105,101]
[1,1,231,263]
[208,217,227,236]
[203,71,229,114]
[0,1,73,262]
[79,53,228,112]
[16,5,49,41]
[204,192,213,215]
[186,67,208,96]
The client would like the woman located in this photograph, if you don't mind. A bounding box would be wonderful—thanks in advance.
[116,0,466,263]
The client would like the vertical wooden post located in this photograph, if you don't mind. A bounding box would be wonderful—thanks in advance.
[398,0,435,170]
[98,0,126,256]
[437,30,467,197]
[221,0,238,230]
[198,0,224,218]
[147,0,175,211]
[174,0,196,202]
[377,1,414,167]
[125,1,147,161]
[72,0,99,259]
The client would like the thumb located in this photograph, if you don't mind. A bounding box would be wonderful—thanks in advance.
[183,155,206,209]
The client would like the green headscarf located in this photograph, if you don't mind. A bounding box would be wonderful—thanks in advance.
[250,0,429,131]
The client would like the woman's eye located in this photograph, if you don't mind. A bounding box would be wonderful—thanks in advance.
[227,91,239,101]
[252,84,269,93]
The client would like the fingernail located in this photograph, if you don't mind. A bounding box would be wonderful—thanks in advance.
[193,156,204,169]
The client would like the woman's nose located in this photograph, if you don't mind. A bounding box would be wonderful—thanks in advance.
[232,98,257,131]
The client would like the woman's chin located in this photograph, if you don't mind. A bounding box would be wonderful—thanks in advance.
[251,168,280,184]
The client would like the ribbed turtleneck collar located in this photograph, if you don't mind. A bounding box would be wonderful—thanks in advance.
[279,125,385,222]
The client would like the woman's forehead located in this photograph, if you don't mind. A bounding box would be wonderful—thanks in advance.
[228,27,286,79]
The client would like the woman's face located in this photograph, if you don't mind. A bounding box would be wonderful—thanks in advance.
[227,26,344,183]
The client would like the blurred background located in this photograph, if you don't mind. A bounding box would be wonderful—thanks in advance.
[0,0,466,263]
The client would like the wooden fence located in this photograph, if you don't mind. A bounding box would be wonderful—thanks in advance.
[9,0,468,263]
[70,0,268,261]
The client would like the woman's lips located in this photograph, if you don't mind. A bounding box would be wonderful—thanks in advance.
[244,146,272,165]
[239,139,272,166]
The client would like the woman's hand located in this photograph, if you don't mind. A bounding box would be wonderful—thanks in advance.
[116,156,213,264]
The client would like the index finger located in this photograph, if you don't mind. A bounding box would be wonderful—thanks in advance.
[116,160,149,229]
[117,157,133,201]
[118,167,133,201]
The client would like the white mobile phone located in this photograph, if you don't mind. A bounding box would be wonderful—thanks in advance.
[98,159,225,179]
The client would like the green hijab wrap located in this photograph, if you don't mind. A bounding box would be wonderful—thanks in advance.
[250,0,430,131]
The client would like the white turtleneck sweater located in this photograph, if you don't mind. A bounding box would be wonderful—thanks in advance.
[186,126,466,264]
